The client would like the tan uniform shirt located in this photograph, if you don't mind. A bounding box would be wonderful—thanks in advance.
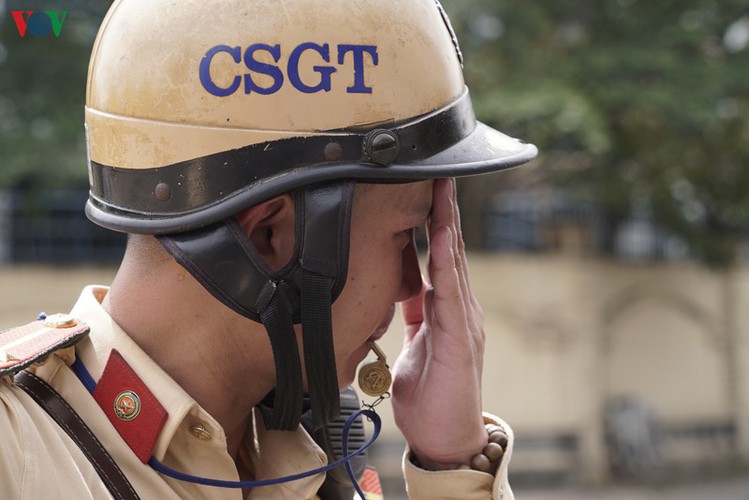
[0,286,514,499]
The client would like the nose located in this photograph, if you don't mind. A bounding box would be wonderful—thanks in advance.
[397,233,423,302]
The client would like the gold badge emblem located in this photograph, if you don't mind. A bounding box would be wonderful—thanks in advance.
[114,390,141,421]
[358,341,392,397]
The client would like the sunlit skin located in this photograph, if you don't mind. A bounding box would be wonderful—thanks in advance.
[103,177,487,478]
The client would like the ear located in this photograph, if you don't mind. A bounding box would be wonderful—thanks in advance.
[236,194,296,270]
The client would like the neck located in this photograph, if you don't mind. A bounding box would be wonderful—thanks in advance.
[103,254,276,458]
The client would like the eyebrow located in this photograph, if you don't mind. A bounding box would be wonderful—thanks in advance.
[404,201,433,221]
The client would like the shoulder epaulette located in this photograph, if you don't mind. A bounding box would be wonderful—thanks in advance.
[0,314,90,377]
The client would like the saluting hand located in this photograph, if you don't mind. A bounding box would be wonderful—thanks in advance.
[391,177,488,470]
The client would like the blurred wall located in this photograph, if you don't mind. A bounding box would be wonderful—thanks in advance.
[374,254,749,486]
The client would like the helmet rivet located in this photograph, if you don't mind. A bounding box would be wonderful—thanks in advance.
[364,129,400,166]
[324,142,343,161]
[155,182,172,201]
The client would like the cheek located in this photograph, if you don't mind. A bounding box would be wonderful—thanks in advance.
[332,242,401,338]
[349,244,402,307]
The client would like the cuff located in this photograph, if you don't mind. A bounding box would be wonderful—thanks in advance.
[401,412,515,500]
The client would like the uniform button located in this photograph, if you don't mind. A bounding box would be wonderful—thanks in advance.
[189,423,212,441]
[44,313,77,329]
[0,350,20,363]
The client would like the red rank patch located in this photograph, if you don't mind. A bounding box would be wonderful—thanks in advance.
[93,349,167,463]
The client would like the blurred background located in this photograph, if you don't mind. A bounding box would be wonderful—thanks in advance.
[2,0,749,497]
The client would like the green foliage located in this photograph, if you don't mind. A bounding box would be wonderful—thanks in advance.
[0,1,108,189]
[444,0,749,266]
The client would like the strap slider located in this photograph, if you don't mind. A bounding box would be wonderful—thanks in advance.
[254,280,277,314]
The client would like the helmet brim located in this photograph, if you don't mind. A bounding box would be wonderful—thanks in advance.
[356,121,537,179]
[87,121,536,234]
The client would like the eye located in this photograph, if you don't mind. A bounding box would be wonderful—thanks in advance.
[395,227,413,240]
[396,227,417,247]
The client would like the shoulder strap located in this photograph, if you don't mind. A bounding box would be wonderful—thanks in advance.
[1,315,90,378]
[14,370,140,500]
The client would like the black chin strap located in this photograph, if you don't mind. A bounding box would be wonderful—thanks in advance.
[158,181,354,430]
[298,182,353,427]
[301,270,339,426]
[259,287,304,430]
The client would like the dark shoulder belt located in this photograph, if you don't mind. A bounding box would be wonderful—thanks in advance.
[14,370,140,500]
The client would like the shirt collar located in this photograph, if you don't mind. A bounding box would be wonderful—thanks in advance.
[70,285,227,459]
[68,285,327,497]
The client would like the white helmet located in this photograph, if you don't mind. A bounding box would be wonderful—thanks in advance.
[85,0,537,429]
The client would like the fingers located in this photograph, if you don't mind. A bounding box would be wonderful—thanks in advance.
[450,179,478,303]
[427,224,469,341]
[448,181,474,317]
[430,180,469,298]
[429,178,476,307]
[428,179,484,366]
[448,180,483,336]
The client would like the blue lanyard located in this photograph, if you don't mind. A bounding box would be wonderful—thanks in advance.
[70,356,381,497]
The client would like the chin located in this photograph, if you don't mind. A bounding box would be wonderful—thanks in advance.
[333,341,374,391]
[338,357,363,390]
[336,368,355,391]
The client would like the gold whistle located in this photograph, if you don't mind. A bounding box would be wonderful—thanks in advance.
[357,341,392,397]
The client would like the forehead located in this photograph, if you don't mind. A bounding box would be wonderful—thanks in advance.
[355,180,434,218]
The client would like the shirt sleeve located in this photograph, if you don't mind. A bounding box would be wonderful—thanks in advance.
[402,412,514,500]
[0,384,25,500]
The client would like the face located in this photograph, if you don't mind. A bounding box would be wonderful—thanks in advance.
[329,180,434,386]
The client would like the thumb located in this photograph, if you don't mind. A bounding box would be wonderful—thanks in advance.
[401,281,427,340]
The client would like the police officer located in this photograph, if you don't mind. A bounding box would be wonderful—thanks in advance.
[0,0,536,498]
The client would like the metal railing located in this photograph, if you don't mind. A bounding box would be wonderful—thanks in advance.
[0,189,126,264]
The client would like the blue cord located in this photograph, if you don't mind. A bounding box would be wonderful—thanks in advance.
[71,357,97,394]
[70,355,378,495]
[148,408,379,492]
